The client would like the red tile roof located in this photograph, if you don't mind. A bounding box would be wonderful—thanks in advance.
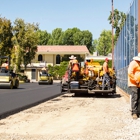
[37,45,89,54]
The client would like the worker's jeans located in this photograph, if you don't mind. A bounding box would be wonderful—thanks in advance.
[130,86,140,114]
[102,73,110,90]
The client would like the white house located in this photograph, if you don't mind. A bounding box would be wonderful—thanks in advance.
[22,45,90,82]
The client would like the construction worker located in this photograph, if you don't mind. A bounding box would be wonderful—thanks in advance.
[128,53,140,119]
[87,59,94,77]
[84,60,89,75]
[102,58,110,90]
[68,55,79,80]
[1,60,9,69]
[68,55,78,69]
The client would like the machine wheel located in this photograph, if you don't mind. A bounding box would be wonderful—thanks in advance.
[51,80,53,85]
[61,88,64,93]
[60,84,64,93]
[74,92,81,97]
[14,80,19,89]
[10,81,14,89]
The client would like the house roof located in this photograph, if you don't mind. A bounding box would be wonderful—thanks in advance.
[37,45,90,54]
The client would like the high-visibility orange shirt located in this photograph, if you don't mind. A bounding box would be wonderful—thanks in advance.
[6,65,9,69]
[1,63,9,69]
[128,60,140,87]
[103,62,109,74]
[85,61,88,66]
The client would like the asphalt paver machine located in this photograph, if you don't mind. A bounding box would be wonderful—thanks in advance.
[65,60,116,96]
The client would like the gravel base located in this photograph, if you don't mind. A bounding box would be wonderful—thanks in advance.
[0,88,140,140]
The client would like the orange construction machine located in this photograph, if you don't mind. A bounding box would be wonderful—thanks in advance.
[61,57,116,96]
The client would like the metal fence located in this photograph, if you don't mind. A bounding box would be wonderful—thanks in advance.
[114,0,138,94]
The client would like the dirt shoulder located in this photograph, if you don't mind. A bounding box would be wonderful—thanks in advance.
[0,89,139,140]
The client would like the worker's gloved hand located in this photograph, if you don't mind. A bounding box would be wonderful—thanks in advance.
[135,79,139,85]
[136,82,140,87]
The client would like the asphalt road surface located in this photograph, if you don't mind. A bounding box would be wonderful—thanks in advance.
[0,81,61,117]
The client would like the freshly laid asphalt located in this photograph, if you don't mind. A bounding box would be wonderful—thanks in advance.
[0,80,62,118]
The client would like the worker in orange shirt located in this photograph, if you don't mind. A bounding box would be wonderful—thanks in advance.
[68,55,79,80]
[84,60,89,75]
[102,58,110,90]
[1,60,9,69]
[128,53,140,119]
[68,55,78,69]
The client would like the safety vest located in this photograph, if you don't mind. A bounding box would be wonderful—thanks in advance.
[72,63,79,72]
[128,60,140,87]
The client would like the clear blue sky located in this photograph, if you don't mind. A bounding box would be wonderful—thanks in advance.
[0,0,133,39]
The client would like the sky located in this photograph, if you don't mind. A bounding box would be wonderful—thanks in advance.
[0,0,133,39]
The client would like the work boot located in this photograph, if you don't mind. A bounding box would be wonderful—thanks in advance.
[132,114,138,120]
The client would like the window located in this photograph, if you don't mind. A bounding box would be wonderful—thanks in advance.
[56,54,60,64]
[38,54,42,61]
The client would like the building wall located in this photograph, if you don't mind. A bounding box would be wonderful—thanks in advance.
[32,54,53,62]
[45,54,54,65]
[24,69,31,80]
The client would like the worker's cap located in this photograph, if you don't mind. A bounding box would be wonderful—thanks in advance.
[69,55,76,60]
[133,53,140,61]
[105,58,109,61]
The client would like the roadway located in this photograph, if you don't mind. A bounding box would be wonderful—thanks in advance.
[0,81,62,118]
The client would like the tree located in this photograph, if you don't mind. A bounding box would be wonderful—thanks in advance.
[12,18,39,71]
[36,27,93,52]
[81,30,92,50]
[58,61,68,78]
[73,31,83,45]
[108,9,126,43]
[23,23,39,68]
[51,28,64,45]
[47,61,68,79]
[62,28,93,50]
[96,30,112,56]
[62,28,75,45]
[0,16,13,56]
[89,39,98,54]
[37,30,51,45]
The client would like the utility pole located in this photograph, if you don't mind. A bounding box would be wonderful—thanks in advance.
[112,0,114,68]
